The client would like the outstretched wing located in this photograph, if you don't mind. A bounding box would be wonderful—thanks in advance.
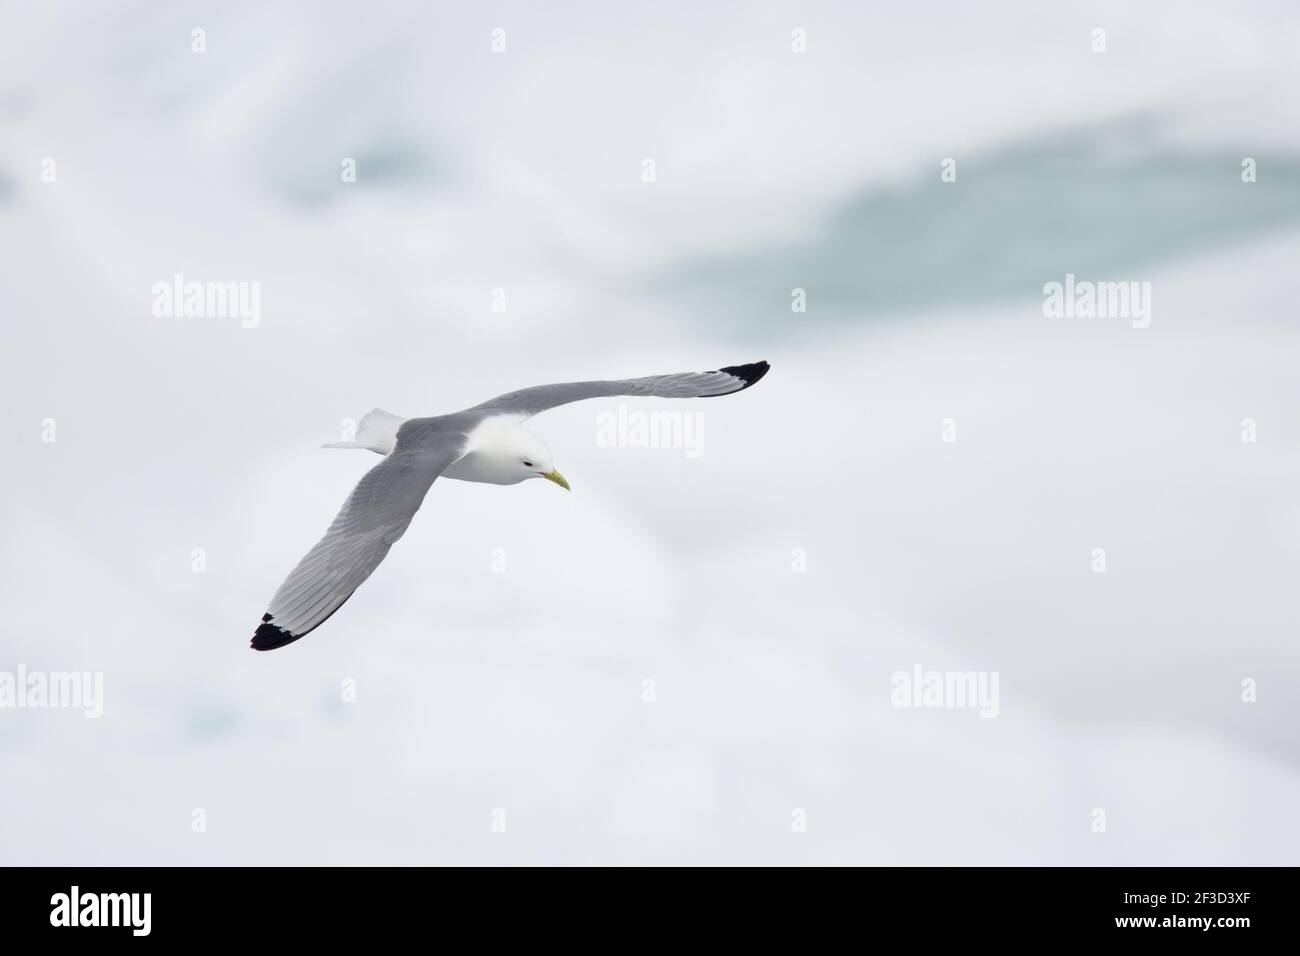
[469,361,769,419]
[251,428,467,651]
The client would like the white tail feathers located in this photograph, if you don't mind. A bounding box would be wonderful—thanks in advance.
[322,408,407,455]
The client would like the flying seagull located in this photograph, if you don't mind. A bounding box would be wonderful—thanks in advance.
[251,361,770,650]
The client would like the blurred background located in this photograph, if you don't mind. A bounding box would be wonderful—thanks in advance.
[3,0,1300,864]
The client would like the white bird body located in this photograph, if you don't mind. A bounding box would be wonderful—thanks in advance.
[441,416,553,486]
[330,412,553,485]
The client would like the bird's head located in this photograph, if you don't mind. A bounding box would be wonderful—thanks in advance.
[489,425,570,490]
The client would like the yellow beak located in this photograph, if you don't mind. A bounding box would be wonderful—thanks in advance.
[542,469,571,491]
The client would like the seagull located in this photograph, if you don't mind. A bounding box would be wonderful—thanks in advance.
[251,361,770,650]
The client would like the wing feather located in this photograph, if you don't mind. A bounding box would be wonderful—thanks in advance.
[469,361,769,419]
[251,430,466,650]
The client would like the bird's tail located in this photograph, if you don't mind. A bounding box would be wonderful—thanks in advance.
[322,408,407,455]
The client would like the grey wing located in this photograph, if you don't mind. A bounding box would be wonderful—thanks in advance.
[470,360,769,419]
[251,429,467,650]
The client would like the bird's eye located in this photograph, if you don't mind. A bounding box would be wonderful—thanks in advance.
[522,459,534,467]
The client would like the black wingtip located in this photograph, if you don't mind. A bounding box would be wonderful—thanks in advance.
[251,613,301,652]
[714,360,770,394]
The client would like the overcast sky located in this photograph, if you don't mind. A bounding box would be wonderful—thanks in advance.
[3,0,1300,864]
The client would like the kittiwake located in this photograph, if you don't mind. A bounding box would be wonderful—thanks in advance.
[251,361,770,650]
